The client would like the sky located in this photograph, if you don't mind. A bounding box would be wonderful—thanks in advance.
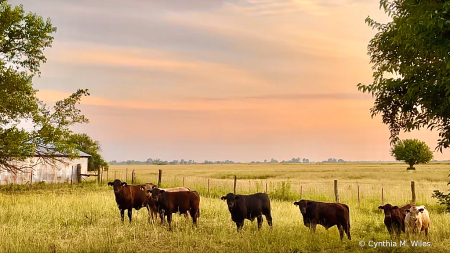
[9,0,450,162]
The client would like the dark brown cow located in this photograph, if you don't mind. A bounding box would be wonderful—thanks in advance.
[221,193,273,231]
[378,203,415,237]
[294,200,351,240]
[108,179,157,222]
[148,187,200,229]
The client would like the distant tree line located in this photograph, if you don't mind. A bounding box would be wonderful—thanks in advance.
[322,158,346,163]
[109,157,313,165]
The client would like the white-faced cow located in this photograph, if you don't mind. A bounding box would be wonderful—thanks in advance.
[148,187,200,229]
[405,205,430,237]
[108,179,156,222]
[378,203,414,238]
[294,200,351,240]
[221,193,273,231]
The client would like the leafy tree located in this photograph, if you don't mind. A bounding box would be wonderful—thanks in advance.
[68,133,109,171]
[390,139,433,170]
[0,1,90,173]
[357,0,450,151]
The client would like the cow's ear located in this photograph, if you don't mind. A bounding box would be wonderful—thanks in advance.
[294,202,299,206]
[152,185,157,189]
[160,189,165,193]
[121,182,127,186]
[392,206,398,210]
[378,206,384,210]
[405,209,410,213]
[418,208,425,213]
[140,186,145,191]
[147,190,152,193]
[107,182,113,186]
[221,196,226,201]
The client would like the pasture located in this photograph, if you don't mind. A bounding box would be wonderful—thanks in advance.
[1,163,450,252]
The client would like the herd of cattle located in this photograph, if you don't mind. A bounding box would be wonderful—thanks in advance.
[108,179,430,239]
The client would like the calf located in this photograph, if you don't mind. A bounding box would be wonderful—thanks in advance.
[294,200,351,240]
[378,203,414,237]
[221,193,273,231]
[148,187,200,229]
[108,179,156,222]
[405,205,430,236]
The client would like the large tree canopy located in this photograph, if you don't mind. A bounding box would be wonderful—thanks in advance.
[0,1,95,173]
[357,0,450,151]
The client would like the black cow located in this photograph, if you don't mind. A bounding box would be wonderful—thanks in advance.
[148,187,200,229]
[108,179,156,222]
[378,203,415,237]
[294,200,351,240]
[221,193,273,231]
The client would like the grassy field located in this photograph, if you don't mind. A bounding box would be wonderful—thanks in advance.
[0,163,450,252]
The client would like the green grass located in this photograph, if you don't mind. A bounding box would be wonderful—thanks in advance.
[1,163,450,252]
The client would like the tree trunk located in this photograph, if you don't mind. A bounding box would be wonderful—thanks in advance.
[407,162,415,170]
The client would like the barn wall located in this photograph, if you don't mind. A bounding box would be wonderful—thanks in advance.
[0,157,89,185]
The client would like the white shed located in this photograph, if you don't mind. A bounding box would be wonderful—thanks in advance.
[0,149,91,185]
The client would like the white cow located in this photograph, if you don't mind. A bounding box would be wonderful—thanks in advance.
[405,205,430,236]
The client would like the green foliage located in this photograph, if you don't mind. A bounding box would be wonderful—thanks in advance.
[357,0,450,151]
[0,1,91,173]
[68,133,109,171]
[390,139,433,170]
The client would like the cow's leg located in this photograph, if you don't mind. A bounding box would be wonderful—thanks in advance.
[236,221,244,231]
[190,208,198,227]
[310,224,317,233]
[425,227,429,236]
[345,222,351,240]
[257,215,263,230]
[128,209,132,223]
[167,212,173,230]
[264,211,273,227]
[120,209,125,222]
[338,224,344,240]
[160,209,165,225]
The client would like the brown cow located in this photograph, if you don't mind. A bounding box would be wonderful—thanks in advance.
[148,187,200,229]
[294,200,351,240]
[108,179,156,222]
[378,203,415,237]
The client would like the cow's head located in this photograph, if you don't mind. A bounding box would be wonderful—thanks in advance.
[108,179,126,194]
[149,186,164,202]
[221,193,238,210]
[378,204,398,218]
[294,200,309,214]
[405,206,426,223]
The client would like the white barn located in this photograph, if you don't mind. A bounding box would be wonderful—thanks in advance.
[0,149,91,185]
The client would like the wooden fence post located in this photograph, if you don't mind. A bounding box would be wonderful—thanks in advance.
[265,182,268,193]
[101,167,104,184]
[77,164,82,184]
[357,185,360,207]
[30,171,33,189]
[334,180,339,202]
[132,170,135,184]
[126,168,128,183]
[97,167,100,184]
[158,169,162,187]
[233,175,237,194]
[71,167,73,185]
[183,177,185,187]
[411,181,416,204]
